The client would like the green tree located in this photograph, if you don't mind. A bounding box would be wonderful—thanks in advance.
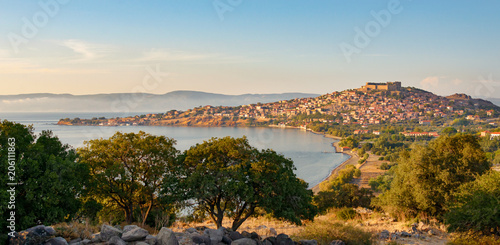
[375,135,490,218]
[338,137,359,149]
[0,121,86,243]
[445,171,500,235]
[441,127,458,136]
[170,137,316,230]
[78,131,179,224]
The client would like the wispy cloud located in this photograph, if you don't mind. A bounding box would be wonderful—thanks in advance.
[56,39,115,62]
[138,49,213,62]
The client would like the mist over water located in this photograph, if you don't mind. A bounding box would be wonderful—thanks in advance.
[0,112,349,187]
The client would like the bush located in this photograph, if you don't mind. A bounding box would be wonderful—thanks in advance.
[445,171,500,235]
[336,207,358,221]
[448,231,500,245]
[379,162,390,170]
[292,219,373,245]
[53,221,99,241]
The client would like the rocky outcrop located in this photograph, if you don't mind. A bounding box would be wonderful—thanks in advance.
[10,225,346,245]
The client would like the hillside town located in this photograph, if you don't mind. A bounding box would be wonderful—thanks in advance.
[59,82,500,135]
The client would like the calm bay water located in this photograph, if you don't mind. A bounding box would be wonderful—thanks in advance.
[0,112,349,187]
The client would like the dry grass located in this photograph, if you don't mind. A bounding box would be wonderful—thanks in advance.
[448,232,500,245]
[53,220,99,241]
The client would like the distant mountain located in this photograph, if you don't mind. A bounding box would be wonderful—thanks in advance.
[0,91,320,113]
[483,98,500,107]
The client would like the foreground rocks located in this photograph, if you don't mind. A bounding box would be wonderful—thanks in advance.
[9,225,346,245]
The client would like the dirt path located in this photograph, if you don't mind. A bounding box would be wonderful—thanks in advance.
[351,153,388,189]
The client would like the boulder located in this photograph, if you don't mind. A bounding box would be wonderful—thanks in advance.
[240,231,252,239]
[157,227,180,245]
[145,234,158,245]
[192,235,211,245]
[44,237,68,245]
[136,242,150,245]
[249,232,260,240]
[229,232,244,241]
[9,225,55,245]
[205,228,224,244]
[268,228,277,237]
[275,234,293,245]
[81,239,91,245]
[108,236,127,245]
[221,236,232,245]
[378,230,390,240]
[122,226,149,241]
[263,237,276,245]
[91,233,102,243]
[69,238,82,244]
[298,240,317,245]
[329,241,345,245]
[123,225,140,233]
[100,225,123,241]
[185,228,198,234]
[231,238,257,245]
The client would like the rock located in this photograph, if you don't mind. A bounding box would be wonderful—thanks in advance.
[81,239,91,245]
[231,238,257,245]
[263,237,276,245]
[45,237,69,245]
[276,234,293,245]
[428,229,436,236]
[398,231,411,237]
[205,228,224,244]
[192,235,211,245]
[69,238,82,244]
[114,225,123,232]
[9,225,55,245]
[249,232,260,240]
[91,233,102,243]
[108,236,127,245]
[329,241,345,245]
[45,227,57,236]
[100,225,123,241]
[122,226,149,241]
[158,227,179,245]
[268,228,277,237]
[379,230,390,240]
[222,236,232,245]
[229,231,244,241]
[145,234,158,245]
[256,225,267,230]
[298,240,317,245]
[263,240,273,245]
[136,243,150,245]
[123,225,140,233]
[185,228,198,234]
[241,231,252,239]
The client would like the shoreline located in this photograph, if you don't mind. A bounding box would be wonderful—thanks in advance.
[308,131,358,194]
[57,121,355,191]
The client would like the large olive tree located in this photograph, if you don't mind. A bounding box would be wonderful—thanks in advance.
[78,131,179,223]
[166,136,317,230]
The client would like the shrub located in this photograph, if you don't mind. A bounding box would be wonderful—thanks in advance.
[379,162,390,170]
[53,221,99,241]
[336,207,358,221]
[292,219,373,245]
[445,171,500,235]
[448,231,500,245]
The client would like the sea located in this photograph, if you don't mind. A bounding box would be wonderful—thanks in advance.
[0,112,349,188]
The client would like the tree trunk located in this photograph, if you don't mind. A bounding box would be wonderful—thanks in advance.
[142,200,153,226]
[125,204,134,223]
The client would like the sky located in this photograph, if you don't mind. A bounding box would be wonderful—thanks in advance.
[0,0,499,98]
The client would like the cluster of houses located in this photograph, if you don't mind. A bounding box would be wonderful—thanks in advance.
[61,82,499,131]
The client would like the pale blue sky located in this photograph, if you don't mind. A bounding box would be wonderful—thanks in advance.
[0,0,499,97]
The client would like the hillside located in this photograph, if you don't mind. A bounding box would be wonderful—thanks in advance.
[60,83,500,127]
[0,91,319,112]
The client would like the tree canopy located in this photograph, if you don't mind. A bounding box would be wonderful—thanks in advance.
[168,136,317,230]
[77,131,179,224]
[375,134,490,218]
[0,121,86,243]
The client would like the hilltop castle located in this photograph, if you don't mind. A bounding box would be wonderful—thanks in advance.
[359,81,402,92]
